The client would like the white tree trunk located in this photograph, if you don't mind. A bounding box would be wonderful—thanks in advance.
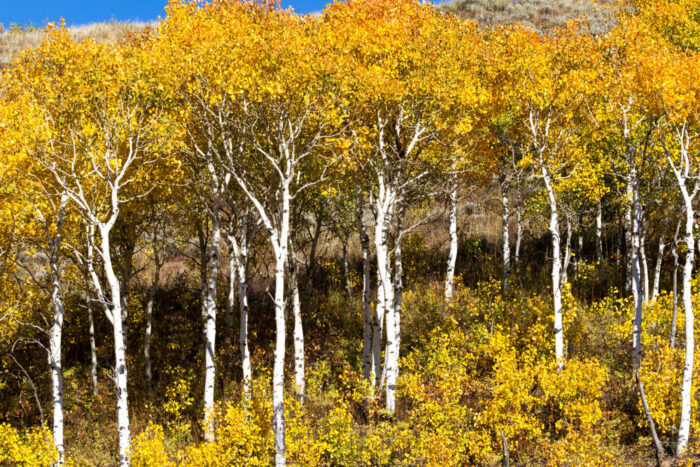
[445,181,458,301]
[375,186,397,413]
[651,233,664,302]
[144,244,160,397]
[596,201,604,282]
[677,198,695,456]
[272,183,290,467]
[99,225,130,466]
[48,196,67,466]
[501,179,511,292]
[342,243,352,299]
[640,233,649,303]
[514,197,523,283]
[288,243,305,403]
[227,247,237,347]
[229,227,252,401]
[88,304,98,396]
[357,197,372,381]
[630,180,644,370]
[542,165,564,369]
[144,291,153,396]
[202,211,221,441]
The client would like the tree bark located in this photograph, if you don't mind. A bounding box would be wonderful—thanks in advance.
[596,201,604,282]
[501,177,511,292]
[651,229,665,302]
[98,224,130,467]
[48,195,67,466]
[675,195,695,456]
[271,180,291,466]
[445,181,459,301]
[288,242,305,403]
[202,215,220,441]
[88,304,98,396]
[356,194,372,382]
[542,164,564,369]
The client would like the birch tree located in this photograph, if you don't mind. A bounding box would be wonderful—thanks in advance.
[3,27,177,466]
[324,0,482,411]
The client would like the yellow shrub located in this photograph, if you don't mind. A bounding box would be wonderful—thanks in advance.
[178,401,272,466]
[0,423,57,466]
[130,423,174,467]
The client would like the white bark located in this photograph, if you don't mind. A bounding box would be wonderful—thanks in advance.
[514,194,523,283]
[677,198,695,456]
[542,164,564,369]
[501,179,511,292]
[47,195,68,466]
[98,224,130,467]
[640,232,649,303]
[144,240,160,397]
[374,181,398,413]
[202,213,221,442]
[342,243,352,299]
[356,196,372,381]
[228,226,252,401]
[665,132,698,456]
[272,182,290,466]
[288,242,305,402]
[629,169,644,370]
[651,231,665,302]
[226,247,237,347]
[445,181,459,301]
[88,304,98,396]
[596,201,604,282]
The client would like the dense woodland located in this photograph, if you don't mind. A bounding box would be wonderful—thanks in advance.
[2,0,700,465]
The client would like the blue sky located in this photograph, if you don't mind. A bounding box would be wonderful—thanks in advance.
[0,1,329,27]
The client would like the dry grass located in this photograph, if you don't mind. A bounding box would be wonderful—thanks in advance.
[439,0,616,34]
[0,22,150,67]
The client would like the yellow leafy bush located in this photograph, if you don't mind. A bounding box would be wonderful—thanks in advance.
[0,423,57,466]
[130,423,175,467]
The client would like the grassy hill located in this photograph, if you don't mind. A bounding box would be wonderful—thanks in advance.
[0,22,149,67]
[439,0,615,33]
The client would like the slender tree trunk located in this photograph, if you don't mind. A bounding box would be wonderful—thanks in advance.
[636,370,664,466]
[651,232,665,302]
[238,241,251,401]
[671,212,683,348]
[226,245,237,347]
[342,242,353,299]
[144,242,160,398]
[272,181,291,467]
[356,195,372,382]
[542,164,564,368]
[630,179,644,370]
[596,201,604,282]
[229,222,252,401]
[640,232,649,303]
[625,179,634,294]
[374,182,396,412]
[99,224,130,466]
[48,196,67,466]
[514,198,523,283]
[288,242,305,403]
[389,208,405,413]
[445,181,459,301]
[373,268,384,388]
[88,304,98,396]
[203,203,222,442]
[500,177,511,292]
[676,197,695,456]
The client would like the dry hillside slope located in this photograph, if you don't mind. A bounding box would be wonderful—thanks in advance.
[0,22,149,67]
[440,0,615,33]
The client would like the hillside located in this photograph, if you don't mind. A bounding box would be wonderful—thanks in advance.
[0,22,149,67]
[439,0,616,33]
